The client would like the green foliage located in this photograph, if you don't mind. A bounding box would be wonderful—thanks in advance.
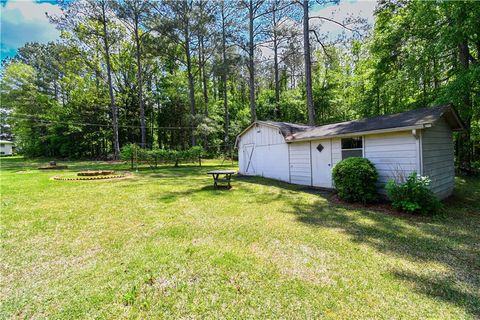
[332,157,378,203]
[2,0,478,165]
[120,144,204,168]
[386,172,442,215]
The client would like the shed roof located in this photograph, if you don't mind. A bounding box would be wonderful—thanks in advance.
[257,121,311,137]
[0,140,14,144]
[237,104,464,144]
[288,104,464,141]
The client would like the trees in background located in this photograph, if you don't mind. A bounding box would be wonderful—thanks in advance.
[1,0,479,168]
[115,0,152,149]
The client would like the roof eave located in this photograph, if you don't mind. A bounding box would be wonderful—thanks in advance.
[444,106,466,131]
[286,124,427,143]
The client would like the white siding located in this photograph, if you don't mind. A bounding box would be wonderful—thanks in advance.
[237,123,285,148]
[422,118,455,199]
[237,124,290,182]
[289,142,312,185]
[364,131,419,194]
[255,144,290,181]
[331,138,342,167]
[365,132,419,184]
[331,132,419,195]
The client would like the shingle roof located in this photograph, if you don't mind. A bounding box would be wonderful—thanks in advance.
[257,121,312,137]
[288,104,463,141]
[239,104,464,143]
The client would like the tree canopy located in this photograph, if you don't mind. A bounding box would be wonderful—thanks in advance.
[1,0,478,168]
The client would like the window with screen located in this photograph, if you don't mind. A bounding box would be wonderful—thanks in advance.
[341,136,363,159]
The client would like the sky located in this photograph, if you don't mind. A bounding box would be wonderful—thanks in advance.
[0,0,62,60]
[310,0,376,38]
[0,0,376,61]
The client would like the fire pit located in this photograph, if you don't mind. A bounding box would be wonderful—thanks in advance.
[52,171,130,181]
[77,170,115,176]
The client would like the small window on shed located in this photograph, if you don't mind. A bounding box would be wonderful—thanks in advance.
[341,136,363,159]
[0,143,4,147]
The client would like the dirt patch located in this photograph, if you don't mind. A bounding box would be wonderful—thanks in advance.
[77,170,115,176]
[328,194,419,218]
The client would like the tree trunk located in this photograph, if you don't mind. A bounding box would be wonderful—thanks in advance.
[459,39,472,170]
[248,0,257,122]
[200,38,209,117]
[101,3,120,159]
[134,13,146,149]
[303,0,315,125]
[185,23,196,146]
[221,4,229,149]
[198,34,209,150]
[273,8,280,118]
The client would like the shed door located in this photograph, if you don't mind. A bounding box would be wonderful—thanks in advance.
[289,142,312,185]
[312,140,332,188]
[243,144,255,175]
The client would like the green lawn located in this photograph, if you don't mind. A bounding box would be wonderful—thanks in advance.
[1,157,479,319]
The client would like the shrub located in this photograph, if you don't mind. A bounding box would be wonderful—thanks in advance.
[332,157,378,203]
[120,144,205,168]
[385,172,442,215]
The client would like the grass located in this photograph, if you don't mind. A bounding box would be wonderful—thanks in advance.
[1,156,479,319]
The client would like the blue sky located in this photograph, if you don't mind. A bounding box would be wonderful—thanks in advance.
[0,0,376,61]
[0,0,62,60]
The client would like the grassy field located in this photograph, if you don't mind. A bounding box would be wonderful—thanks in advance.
[1,157,479,319]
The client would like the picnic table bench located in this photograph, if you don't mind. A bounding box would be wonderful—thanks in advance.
[207,170,236,189]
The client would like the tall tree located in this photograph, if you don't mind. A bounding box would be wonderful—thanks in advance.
[115,0,152,148]
[216,0,236,147]
[52,0,121,158]
[299,0,365,125]
[302,0,315,125]
[160,0,198,146]
[238,0,269,122]
[265,0,298,118]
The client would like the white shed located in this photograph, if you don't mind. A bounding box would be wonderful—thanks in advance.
[0,140,14,156]
[236,105,464,199]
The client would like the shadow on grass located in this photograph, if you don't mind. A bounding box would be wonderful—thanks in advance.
[150,171,480,316]
[235,174,480,316]
[284,184,480,317]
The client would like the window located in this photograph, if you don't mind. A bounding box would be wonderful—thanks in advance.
[341,136,363,159]
[0,144,4,147]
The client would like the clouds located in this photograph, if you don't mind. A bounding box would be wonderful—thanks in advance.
[259,0,376,61]
[309,0,377,41]
[0,0,62,59]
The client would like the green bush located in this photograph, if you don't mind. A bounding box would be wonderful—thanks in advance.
[385,172,441,215]
[332,157,378,203]
[120,144,205,168]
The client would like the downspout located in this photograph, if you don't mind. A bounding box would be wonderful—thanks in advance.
[288,143,291,183]
[419,130,423,176]
[412,129,423,176]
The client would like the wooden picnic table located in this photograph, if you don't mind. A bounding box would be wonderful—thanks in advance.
[207,170,236,189]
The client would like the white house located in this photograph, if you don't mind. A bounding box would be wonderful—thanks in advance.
[0,140,14,156]
[236,105,464,199]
